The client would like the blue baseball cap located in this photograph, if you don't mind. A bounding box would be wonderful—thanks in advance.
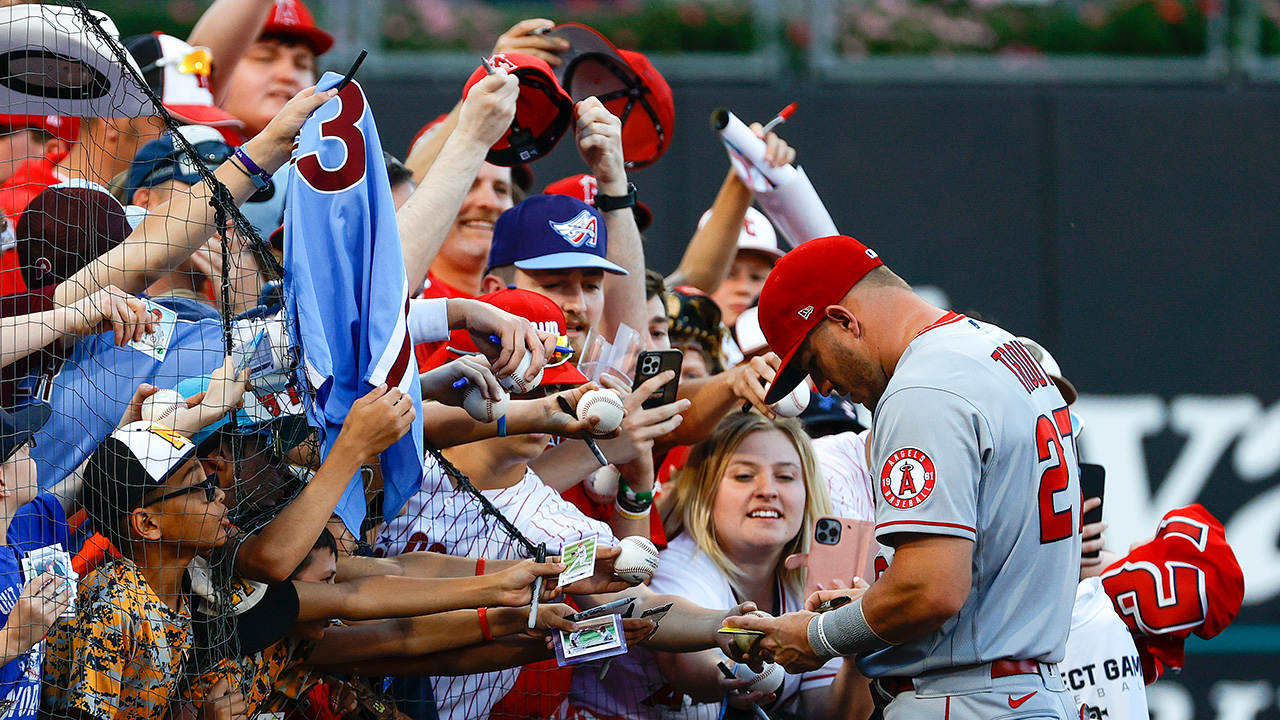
[124,125,232,202]
[487,195,627,275]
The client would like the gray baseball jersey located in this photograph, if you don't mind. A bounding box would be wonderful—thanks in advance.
[858,313,1081,678]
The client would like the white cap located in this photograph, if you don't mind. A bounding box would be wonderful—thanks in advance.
[698,207,783,261]
[1016,336,1078,405]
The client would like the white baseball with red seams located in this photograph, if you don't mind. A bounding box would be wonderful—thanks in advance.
[576,389,625,435]
[769,379,811,418]
[140,389,186,427]
[614,535,659,583]
[735,660,784,695]
[462,385,510,423]
[499,352,544,394]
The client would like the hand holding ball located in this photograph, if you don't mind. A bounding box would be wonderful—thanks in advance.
[614,536,660,584]
[462,385,510,423]
[576,389,625,435]
[499,353,544,394]
[768,380,811,418]
[140,389,186,427]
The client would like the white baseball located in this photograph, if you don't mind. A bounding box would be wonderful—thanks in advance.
[576,389,625,435]
[588,465,620,500]
[499,352,544,394]
[769,380,811,418]
[734,661,784,695]
[462,385,510,423]
[140,388,186,427]
[614,535,660,584]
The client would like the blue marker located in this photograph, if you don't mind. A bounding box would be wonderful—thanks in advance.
[452,378,468,389]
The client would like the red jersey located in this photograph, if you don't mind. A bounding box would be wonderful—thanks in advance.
[0,155,67,296]
[413,271,475,369]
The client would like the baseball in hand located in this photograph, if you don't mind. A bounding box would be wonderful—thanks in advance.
[735,661,784,696]
[140,388,186,427]
[614,535,660,584]
[768,380,811,418]
[587,465,620,501]
[576,389,625,435]
[499,352,544,394]
[462,385,510,423]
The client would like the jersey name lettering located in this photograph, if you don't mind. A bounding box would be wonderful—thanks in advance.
[991,341,1050,394]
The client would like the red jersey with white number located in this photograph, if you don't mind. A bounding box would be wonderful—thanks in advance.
[859,314,1081,678]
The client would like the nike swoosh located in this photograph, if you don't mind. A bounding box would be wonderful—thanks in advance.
[1008,692,1036,709]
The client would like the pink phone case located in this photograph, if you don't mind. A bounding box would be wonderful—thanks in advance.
[803,516,880,601]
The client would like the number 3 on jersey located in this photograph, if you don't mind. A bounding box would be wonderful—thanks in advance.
[296,84,367,192]
[1036,406,1077,544]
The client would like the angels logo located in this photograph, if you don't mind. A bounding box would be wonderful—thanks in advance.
[880,447,936,509]
[486,54,519,73]
[798,305,814,319]
[549,210,598,248]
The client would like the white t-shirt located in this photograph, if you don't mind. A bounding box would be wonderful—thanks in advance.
[374,455,615,720]
[1062,578,1149,720]
[570,533,842,720]
[812,430,876,523]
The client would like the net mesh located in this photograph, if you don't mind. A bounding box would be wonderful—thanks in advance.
[0,4,672,719]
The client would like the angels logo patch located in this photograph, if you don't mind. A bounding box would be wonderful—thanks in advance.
[880,447,936,509]
[549,210,598,248]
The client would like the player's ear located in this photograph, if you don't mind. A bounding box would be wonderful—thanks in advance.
[824,305,858,334]
[129,507,165,542]
[481,274,505,294]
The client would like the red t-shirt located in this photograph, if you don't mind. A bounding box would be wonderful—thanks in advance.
[413,271,475,369]
[0,155,67,296]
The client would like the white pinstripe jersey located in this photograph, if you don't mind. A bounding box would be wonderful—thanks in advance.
[812,430,876,523]
[374,454,615,720]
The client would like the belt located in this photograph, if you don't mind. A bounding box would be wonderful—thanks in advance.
[872,660,1048,704]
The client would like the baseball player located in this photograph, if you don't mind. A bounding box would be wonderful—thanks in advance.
[725,235,1082,718]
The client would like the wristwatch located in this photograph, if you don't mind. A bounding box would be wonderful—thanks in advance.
[594,182,638,212]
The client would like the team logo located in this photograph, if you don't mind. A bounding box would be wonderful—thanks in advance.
[880,447,936,509]
[865,248,879,259]
[798,305,814,319]
[549,210,598,248]
[486,54,519,73]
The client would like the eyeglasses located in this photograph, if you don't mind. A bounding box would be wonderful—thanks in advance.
[146,474,219,506]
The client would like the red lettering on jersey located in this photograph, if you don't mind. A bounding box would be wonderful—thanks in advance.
[1158,516,1210,552]
[1103,560,1208,635]
[873,555,889,581]
[879,448,936,510]
[296,83,368,193]
[991,341,1050,395]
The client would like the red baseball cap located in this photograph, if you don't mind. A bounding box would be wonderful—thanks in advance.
[543,174,653,232]
[0,114,79,145]
[422,288,587,386]
[463,54,574,168]
[758,235,884,404]
[547,23,674,169]
[261,0,334,56]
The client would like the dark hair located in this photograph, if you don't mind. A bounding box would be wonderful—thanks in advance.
[383,151,414,189]
[644,268,666,303]
[289,527,338,579]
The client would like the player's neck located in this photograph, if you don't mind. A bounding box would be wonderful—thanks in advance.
[56,143,112,187]
[442,445,527,491]
[874,295,950,380]
[0,511,14,545]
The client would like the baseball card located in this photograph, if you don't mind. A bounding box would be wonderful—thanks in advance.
[22,545,77,618]
[554,614,627,666]
[558,534,597,587]
[127,301,177,361]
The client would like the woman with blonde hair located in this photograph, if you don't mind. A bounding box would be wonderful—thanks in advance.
[570,412,872,720]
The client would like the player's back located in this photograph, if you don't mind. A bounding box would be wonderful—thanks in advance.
[862,313,1081,677]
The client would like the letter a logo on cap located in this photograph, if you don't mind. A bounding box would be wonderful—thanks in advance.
[798,305,814,319]
[549,210,598,248]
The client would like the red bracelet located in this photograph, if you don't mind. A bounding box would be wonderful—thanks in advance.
[475,557,486,576]
[478,607,494,642]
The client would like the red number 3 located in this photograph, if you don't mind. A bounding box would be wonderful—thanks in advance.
[296,84,367,192]
[1036,406,1076,544]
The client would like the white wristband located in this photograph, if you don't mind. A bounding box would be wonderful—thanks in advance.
[407,297,450,344]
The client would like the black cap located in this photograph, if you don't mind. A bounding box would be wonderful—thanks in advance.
[82,421,199,545]
[187,556,301,656]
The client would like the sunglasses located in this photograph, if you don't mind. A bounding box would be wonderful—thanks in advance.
[146,474,219,506]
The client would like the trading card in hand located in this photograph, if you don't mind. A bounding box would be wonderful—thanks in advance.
[127,301,177,361]
[22,546,77,618]
[558,535,598,587]
[554,614,627,666]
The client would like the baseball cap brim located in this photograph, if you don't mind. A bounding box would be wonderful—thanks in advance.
[190,565,301,656]
[165,103,244,128]
[1,403,51,463]
[514,252,627,275]
[546,23,629,88]
[262,24,334,57]
[765,331,816,405]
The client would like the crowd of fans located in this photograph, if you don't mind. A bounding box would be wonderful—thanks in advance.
[0,2,1245,720]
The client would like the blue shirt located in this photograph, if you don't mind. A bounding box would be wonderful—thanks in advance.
[0,495,70,720]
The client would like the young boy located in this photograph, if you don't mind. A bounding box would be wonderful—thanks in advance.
[0,403,74,720]
[42,420,231,720]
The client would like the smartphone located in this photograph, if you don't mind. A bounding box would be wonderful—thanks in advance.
[1079,463,1106,559]
[633,350,682,409]
[803,516,879,601]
